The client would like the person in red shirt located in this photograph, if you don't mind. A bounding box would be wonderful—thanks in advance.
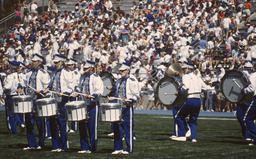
[245,0,252,24]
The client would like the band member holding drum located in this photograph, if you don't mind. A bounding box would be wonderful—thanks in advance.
[170,62,190,139]
[172,62,212,142]
[24,54,50,150]
[4,60,25,134]
[108,60,140,154]
[73,60,103,154]
[44,54,71,152]
[68,58,81,133]
[241,63,256,146]
[236,62,253,141]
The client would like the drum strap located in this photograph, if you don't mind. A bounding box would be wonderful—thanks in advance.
[27,70,38,96]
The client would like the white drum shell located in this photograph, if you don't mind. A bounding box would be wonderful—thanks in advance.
[66,101,87,121]
[36,98,57,117]
[12,95,33,113]
[100,103,122,122]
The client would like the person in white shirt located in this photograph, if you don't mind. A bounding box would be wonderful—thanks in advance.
[172,62,212,142]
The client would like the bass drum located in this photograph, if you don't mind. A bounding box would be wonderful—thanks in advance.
[221,69,253,103]
[100,71,115,97]
[156,76,186,106]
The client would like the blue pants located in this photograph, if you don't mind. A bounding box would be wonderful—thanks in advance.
[113,122,124,151]
[49,96,68,150]
[114,103,134,153]
[244,99,256,142]
[176,98,201,140]
[237,103,251,139]
[79,102,99,152]
[172,105,189,136]
[45,117,51,138]
[6,96,24,134]
[25,113,44,148]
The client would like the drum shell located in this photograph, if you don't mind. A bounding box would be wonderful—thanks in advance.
[221,70,253,103]
[66,101,88,121]
[100,103,122,122]
[35,98,57,117]
[12,95,33,113]
[100,72,115,97]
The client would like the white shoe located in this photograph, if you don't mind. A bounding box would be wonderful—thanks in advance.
[78,150,91,154]
[169,135,176,139]
[133,136,136,140]
[192,139,197,143]
[47,136,52,139]
[121,151,129,154]
[108,133,114,136]
[249,143,254,146]
[171,136,186,141]
[51,148,61,152]
[23,147,35,150]
[69,129,75,133]
[36,146,42,150]
[122,138,125,141]
[111,150,123,154]
[21,124,25,128]
[186,130,191,137]
[246,138,252,141]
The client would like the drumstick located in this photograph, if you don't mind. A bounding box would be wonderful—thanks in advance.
[49,90,69,97]
[27,85,45,97]
[108,97,132,102]
[76,92,95,98]
[232,79,242,89]
[164,93,176,95]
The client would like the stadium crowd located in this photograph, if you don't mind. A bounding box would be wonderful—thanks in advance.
[0,0,256,113]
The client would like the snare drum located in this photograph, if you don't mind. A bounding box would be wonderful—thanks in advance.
[156,76,186,106]
[99,71,115,97]
[12,95,33,113]
[221,69,253,103]
[35,98,57,117]
[66,101,87,121]
[100,103,122,122]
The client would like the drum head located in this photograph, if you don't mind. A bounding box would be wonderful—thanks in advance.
[221,70,249,103]
[100,72,115,97]
[156,77,179,106]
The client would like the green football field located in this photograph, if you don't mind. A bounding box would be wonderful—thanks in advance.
[0,111,256,159]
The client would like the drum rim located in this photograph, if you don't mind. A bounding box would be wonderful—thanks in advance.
[99,71,115,97]
[101,103,121,109]
[66,101,87,108]
[35,98,56,104]
[221,69,248,103]
[12,95,33,101]
[156,76,179,106]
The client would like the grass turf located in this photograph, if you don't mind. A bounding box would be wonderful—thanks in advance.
[0,111,255,159]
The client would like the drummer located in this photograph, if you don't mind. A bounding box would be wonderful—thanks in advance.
[24,54,50,150]
[170,61,190,139]
[236,62,253,141]
[73,60,103,154]
[172,62,212,142]
[4,60,25,134]
[108,60,140,154]
[44,54,71,152]
[241,62,256,146]
[67,58,80,133]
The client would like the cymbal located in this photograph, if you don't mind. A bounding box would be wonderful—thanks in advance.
[165,63,184,77]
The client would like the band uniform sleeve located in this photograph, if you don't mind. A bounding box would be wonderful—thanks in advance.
[60,69,73,95]
[242,72,256,95]
[127,77,140,102]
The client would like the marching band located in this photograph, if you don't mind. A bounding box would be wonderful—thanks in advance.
[2,52,256,155]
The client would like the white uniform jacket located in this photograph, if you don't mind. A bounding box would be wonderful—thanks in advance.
[4,72,24,95]
[182,71,213,98]
[76,73,104,102]
[242,72,256,96]
[115,75,140,102]
[26,68,50,92]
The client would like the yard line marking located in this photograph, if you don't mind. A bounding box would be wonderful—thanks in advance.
[153,116,237,121]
